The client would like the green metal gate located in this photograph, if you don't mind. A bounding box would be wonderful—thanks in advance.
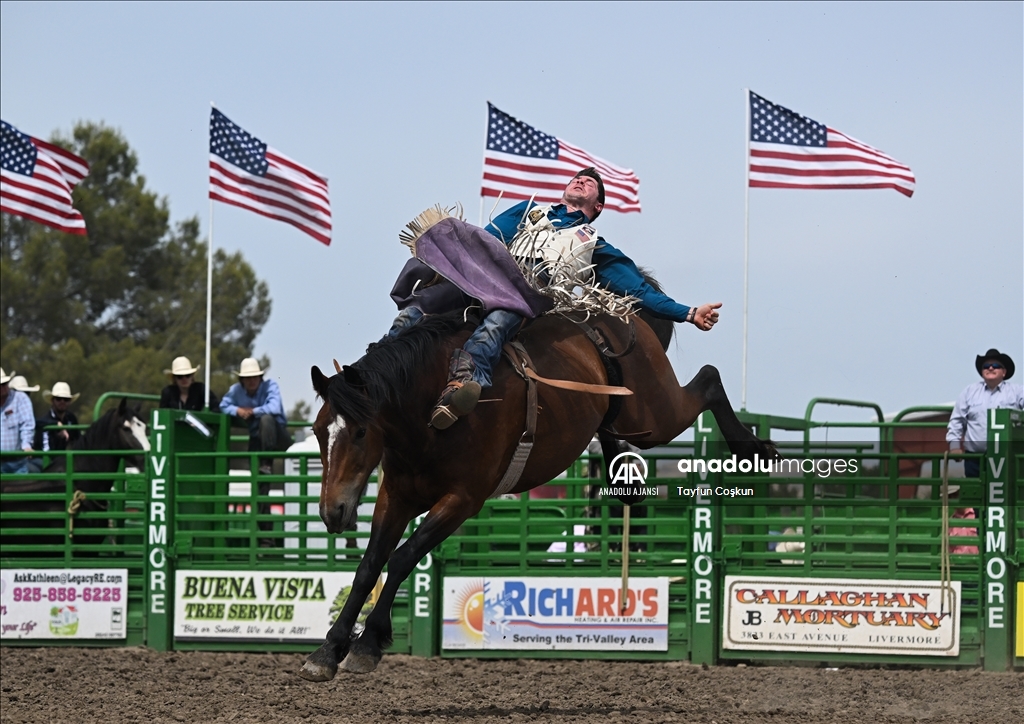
[145,408,430,654]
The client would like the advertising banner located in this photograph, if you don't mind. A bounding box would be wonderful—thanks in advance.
[0,569,128,640]
[442,576,669,651]
[723,576,961,656]
[173,570,360,641]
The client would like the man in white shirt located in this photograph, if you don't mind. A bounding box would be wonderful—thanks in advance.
[946,348,1024,477]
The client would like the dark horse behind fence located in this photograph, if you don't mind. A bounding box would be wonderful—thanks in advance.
[0,398,150,553]
[300,306,775,681]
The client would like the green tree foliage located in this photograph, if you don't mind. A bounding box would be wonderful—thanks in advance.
[1,123,271,420]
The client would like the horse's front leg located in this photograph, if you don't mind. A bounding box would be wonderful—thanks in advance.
[341,491,484,674]
[299,484,415,682]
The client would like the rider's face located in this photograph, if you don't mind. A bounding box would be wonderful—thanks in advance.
[562,175,603,219]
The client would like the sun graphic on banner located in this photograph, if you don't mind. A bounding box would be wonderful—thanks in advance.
[455,581,485,641]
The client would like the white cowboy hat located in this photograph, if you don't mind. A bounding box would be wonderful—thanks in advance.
[164,356,200,376]
[43,381,81,403]
[234,358,267,378]
[0,368,13,385]
[9,375,40,392]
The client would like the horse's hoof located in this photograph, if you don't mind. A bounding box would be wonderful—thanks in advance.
[299,658,338,682]
[340,650,380,674]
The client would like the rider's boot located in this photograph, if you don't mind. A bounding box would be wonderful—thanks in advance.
[429,349,482,430]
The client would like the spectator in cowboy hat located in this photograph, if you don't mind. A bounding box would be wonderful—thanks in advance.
[35,381,82,453]
[220,357,291,546]
[946,348,1024,477]
[9,376,42,472]
[220,357,291,472]
[159,356,219,411]
[1,367,36,474]
[9,375,40,395]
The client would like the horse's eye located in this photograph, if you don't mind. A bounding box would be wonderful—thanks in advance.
[355,428,367,440]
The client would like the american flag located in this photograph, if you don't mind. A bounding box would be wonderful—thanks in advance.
[1,120,90,235]
[481,103,641,213]
[748,92,915,197]
[209,109,331,245]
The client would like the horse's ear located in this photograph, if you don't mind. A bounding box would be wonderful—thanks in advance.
[311,366,330,398]
[333,358,342,373]
[342,365,365,388]
[117,397,128,415]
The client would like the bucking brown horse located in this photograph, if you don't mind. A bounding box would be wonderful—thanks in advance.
[300,308,774,680]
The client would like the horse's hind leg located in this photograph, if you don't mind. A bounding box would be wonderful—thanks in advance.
[677,365,775,459]
[341,491,483,674]
[300,486,416,682]
[626,364,773,459]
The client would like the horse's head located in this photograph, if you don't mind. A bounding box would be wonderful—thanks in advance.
[112,398,150,467]
[311,364,383,534]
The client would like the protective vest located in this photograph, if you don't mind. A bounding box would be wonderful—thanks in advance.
[508,204,598,278]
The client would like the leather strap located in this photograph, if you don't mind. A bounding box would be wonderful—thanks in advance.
[574,318,636,359]
[493,342,538,497]
[524,367,631,396]
[597,427,652,442]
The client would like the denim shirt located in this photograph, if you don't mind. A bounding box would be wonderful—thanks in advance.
[485,201,692,322]
[220,378,288,433]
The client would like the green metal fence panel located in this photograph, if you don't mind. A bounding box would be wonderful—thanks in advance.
[149,408,420,654]
[983,408,1020,670]
[6,394,1021,669]
[0,451,148,646]
[710,407,1022,670]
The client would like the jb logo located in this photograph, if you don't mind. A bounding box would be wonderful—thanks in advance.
[610,452,648,487]
[742,610,762,626]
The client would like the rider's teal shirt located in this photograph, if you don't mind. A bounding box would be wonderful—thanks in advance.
[484,201,692,323]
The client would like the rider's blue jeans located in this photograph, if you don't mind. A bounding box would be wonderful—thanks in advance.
[384,306,522,389]
[463,309,523,388]
[385,306,425,338]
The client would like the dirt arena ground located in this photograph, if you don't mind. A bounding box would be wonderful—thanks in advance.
[1,647,1021,724]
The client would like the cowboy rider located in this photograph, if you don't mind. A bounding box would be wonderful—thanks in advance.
[432,168,724,427]
[390,167,723,429]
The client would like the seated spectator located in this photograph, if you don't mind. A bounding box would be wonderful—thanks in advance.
[220,358,292,473]
[220,358,291,546]
[1,368,36,474]
[159,356,219,411]
[35,382,82,453]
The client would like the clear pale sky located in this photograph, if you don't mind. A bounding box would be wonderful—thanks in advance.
[2,1,1021,429]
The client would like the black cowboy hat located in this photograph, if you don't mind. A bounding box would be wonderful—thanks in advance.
[975,348,1015,380]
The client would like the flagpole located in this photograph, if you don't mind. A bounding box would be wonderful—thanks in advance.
[479,102,491,226]
[205,102,215,411]
[741,88,751,412]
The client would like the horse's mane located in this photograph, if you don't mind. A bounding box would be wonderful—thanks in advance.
[328,311,471,425]
[72,407,120,451]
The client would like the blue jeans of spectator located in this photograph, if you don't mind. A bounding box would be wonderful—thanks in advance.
[463,309,523,388]
[1,458,29,474]
[964,457,980,478]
